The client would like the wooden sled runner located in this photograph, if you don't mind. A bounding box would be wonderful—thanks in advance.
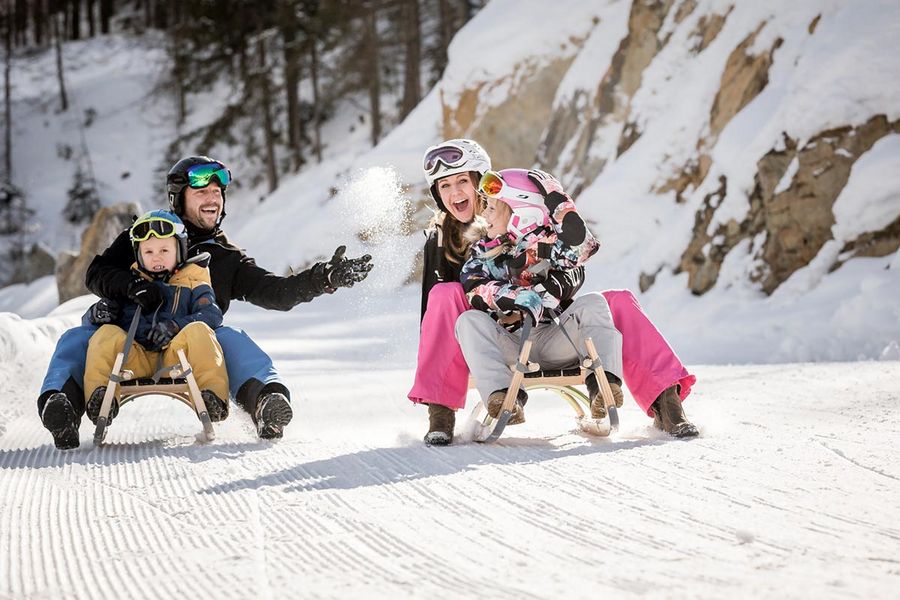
[93,308,218,446]
[468,318,620,443]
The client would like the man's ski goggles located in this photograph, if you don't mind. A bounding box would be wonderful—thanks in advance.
[423,145,465,174]
[478,170,543,205]
[186,162,232,188]
[130,217,185,243]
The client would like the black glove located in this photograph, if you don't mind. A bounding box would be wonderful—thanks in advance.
[127,279,164,312]
[89,298,121,325]
[543,268,584,303]
[148,320,180,348]
[527,168,572,213]
[324,246,374,289]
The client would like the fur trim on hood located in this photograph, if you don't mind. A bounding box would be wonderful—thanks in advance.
[464,215,491,245]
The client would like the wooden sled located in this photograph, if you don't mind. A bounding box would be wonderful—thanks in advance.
[93,311,219,445]
[469,336,620,443]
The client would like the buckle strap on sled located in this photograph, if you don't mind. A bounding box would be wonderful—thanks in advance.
[150,353,190,383]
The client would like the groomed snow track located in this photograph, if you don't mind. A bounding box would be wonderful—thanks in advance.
[2,358,899,599]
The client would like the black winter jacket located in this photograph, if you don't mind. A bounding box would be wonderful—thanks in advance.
[86,223,333,314]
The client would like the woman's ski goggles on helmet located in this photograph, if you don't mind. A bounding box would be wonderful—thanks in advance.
[423,145,466,175]
[130,216,186,243]
[478,170,543,205]
[185,162,232,188]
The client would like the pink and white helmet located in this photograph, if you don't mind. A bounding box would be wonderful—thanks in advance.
[478,168,550,240]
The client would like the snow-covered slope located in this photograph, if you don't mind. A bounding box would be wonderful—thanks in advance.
[5,0,898,363]
[1,296,898,598]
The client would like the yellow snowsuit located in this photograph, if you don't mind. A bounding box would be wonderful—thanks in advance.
[84,263,229,405]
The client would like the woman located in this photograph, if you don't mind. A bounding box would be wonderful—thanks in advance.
[407,139,697,445]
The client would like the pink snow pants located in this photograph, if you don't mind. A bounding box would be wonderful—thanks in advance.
[407,284,695,416]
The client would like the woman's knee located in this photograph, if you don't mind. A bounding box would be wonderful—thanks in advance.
[428,283,465,307]
[601,289,639,312]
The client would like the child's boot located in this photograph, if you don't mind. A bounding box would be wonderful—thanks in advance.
[424,404,455,446]
[41,392,80,450]
[651,386,699,438]
[586,372,623,419]
[86,386,118,426]
[487,388,527,425]
[200,390,228,422]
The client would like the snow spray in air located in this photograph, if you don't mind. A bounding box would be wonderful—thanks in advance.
[334,166,418,295]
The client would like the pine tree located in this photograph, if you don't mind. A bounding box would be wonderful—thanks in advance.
[63,164,100,224]
[0,180,30,234]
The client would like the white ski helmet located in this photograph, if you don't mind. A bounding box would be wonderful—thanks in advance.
[422,138,492,211]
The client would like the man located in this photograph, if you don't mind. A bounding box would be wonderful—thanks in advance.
[38,156,372,448]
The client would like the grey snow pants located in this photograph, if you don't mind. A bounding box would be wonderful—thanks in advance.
[455,293,624,403]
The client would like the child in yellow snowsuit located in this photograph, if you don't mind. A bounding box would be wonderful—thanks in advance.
[83,210,229,425]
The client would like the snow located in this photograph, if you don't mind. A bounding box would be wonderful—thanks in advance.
[1,294,899,598]
[441,0,602,110]
[3,2,900,595]
[832,133,900,243]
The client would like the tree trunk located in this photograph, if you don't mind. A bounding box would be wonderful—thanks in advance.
[99,0,112,34]
[86,0,94,36]
[4,0,12,178]
[257,36,279,193]
[153,0,167,29]
[171,27,186,126]
[436,0,452,77]
[70,0,80,40]
[460,0,472,21]
[52,11,68,111]
[12,0,24,45]
[309,30,322,163]
[33,0,45,45]
[364,2,381,147]
[280,1,303,170]
[400,0,420,121]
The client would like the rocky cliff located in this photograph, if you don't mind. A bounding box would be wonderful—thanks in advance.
[432,0,900,297]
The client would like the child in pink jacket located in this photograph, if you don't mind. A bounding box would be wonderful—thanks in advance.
[456,168,622,425]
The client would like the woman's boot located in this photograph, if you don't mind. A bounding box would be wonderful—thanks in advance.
[424,404,455,446]
[651,386,699,438]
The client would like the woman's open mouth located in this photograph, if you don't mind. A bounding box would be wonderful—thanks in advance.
[452,198,470,214]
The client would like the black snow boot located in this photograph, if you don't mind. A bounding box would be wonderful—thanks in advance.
[255,392,293,439]
[85,386,118,426]
[41,393,80,450]
[651,386,699,438]
[585,372,624,419]
[487,388,528,425]
[200,390,229,422]
[424,404,455,446]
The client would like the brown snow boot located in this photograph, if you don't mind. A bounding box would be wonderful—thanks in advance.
[486,388,527,425]
[586,372,624,419]
[651,386,699,438]
[424,404,455,446]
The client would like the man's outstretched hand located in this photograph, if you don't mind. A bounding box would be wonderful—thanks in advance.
[324,246,374,289]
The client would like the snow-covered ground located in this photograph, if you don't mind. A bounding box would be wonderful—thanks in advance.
[3,1,899,596]
[1,291,899,599]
